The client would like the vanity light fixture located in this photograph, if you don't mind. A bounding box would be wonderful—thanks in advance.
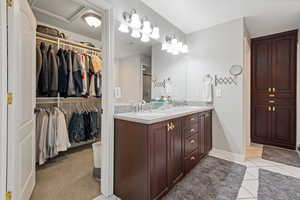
[118,9,160,42]
[83,13,102,28]
[161,34,189,55]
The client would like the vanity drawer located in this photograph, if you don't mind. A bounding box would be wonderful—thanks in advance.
[185,134,199,156]
[184,150,199,173]
[184,123,198,137]
[184,114,198,126]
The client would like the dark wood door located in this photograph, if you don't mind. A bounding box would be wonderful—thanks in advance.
[167,119,184,186]
[149,122,169,200]
[251,30,297,150]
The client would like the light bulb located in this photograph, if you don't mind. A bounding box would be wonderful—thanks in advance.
[151,26,160,39]
[142,20,152,34]
[141,34,150,42]
[171,38,178,46]
[118,22,129,33]
[131,29,141,38]
[130,13,141,29]
[182,44,189,53]
[161,42,168,51]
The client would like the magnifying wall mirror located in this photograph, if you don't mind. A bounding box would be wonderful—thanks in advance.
[229,65,243,76]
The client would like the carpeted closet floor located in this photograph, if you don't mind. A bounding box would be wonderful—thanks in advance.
[31,147,100,200]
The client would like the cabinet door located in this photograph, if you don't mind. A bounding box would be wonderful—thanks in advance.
[271,105,296,149]
[168,119,184,186]
[251,105,271,143]
[204,112,212,152]
[149,123,169,200]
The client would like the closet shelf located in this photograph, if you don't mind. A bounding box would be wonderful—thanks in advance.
[36,32,102,54]
[36,97,102,104]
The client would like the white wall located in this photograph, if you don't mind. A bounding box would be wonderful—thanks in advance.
[186,18,245,155]
[116,55,142,103]
[152,44,188,100]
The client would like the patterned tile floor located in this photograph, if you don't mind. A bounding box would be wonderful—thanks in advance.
[212,145,300,200]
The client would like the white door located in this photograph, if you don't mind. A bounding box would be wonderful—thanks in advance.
[7,0,37,199]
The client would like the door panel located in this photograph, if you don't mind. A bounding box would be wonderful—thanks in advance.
[252,40,271,95]
[7,0,36,199]
[272,36,296,97]
[149,123,168,200]
[251,105,270,142]
[271,105,296,147]
[168,119,183,186]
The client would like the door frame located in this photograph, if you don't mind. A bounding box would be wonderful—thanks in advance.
[4,0,117,199]
[0,0,8,199]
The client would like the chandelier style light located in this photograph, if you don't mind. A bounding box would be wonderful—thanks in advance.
[118,9,160,42]
[161,34,189,55]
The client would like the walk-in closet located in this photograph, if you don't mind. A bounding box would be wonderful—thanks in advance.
[29,0,103,199]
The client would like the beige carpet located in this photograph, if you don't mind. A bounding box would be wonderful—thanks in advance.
[31,147,101,200]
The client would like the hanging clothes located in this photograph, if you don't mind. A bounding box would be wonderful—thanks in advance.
[80,55,88,96]
[39,42,49,96]
[72,52,84,97]
[91,55,102,73]
[47,45,59,97]
[36,46,42,95]
[65,50,76,96]
[69,113,86,143]
[56,108,71,152]
[47,108,58,158]
[36,109,49,165]
[89,74,96,96]
[57,49,68,97]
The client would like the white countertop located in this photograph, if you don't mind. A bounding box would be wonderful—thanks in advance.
[114,106,214,124]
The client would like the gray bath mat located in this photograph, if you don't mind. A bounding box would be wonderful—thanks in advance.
[258,169,300,200]
[262,146,300,167]
[162,156,246,200]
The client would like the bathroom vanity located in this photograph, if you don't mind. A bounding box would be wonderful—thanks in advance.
[114,106,213,200]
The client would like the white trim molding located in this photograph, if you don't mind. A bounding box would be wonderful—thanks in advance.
[0,0,8,199]
[209,148,246,162]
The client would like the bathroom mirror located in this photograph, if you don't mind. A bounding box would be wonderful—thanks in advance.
[229,65,243,76]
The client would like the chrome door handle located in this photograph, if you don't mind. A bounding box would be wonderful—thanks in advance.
[190,156,196,161]
[190,139,195,144]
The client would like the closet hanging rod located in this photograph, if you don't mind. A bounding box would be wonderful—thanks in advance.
[36,99,102,104]
[36,32,102,53]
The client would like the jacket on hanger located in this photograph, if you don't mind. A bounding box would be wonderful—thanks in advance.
[65,50,76,96]
[72,52,83,97]
[55,108,71,152]
[36,110,49,165]
[39,42,49,96]
[57,49,68,97]
[36,46,42,95]
[47,45,59,97]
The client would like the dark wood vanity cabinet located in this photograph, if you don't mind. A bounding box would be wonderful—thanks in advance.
[114,110,212,200]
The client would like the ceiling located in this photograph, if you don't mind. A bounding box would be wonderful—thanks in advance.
[29,0,102,40]
[141,0,300,38]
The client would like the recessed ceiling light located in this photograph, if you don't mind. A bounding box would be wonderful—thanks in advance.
[83,13,102,28]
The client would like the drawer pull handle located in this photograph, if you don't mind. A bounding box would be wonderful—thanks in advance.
[269,100,275,103]
[190,118,195,121]
[190,140,195,144]
[190,129,195,132]
[269,94,275,97]
[190,156,196,161]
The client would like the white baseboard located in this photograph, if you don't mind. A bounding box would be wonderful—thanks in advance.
[94,194,120,200]
[209,148,245,162]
